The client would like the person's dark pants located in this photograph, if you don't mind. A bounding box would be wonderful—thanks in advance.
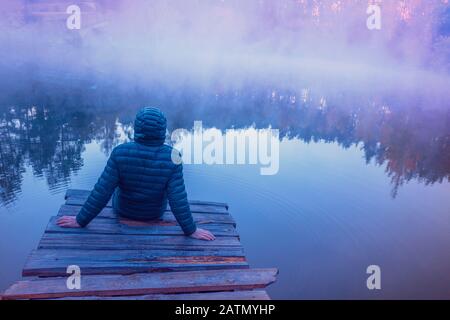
[112,188,167,220]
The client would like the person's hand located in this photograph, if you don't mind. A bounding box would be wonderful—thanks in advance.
[56,216,81,228]
[189,228,215,241]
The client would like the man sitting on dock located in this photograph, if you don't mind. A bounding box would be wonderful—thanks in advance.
[56,107,215,241]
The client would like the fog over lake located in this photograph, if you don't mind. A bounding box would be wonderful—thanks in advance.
[0,0,449,298]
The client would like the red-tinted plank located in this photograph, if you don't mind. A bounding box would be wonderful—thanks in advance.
[23,248,248,277]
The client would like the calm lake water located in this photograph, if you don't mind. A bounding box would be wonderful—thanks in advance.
[0,82,449,299]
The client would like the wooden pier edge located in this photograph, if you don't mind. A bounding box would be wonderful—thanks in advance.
[2,189,278,300]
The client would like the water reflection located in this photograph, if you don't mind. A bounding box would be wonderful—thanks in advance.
[0,84,449,206]
[0,103,118,204]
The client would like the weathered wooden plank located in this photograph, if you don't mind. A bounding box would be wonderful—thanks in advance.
[3,268,278,300]
[46,216,238,237]
[23,249,248,277]
[49,290,271,300]
[65,197,228,214]
[57,205,236,226]
[38,233,242,251]
[65,189,229,209]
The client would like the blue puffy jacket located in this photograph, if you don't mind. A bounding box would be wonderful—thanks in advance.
[76,107,197,235]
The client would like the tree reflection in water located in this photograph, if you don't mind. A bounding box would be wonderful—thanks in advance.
[0,84,449,205]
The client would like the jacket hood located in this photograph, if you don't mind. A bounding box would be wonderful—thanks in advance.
[134,107,167,146]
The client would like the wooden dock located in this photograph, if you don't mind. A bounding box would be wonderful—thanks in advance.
[2,189,277,300]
